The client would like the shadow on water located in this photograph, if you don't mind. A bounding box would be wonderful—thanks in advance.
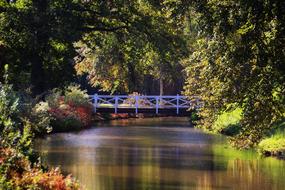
[35,117,285,190]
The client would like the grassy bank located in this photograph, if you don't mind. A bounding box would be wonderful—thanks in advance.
[257,122,285,158]
[210,109,285,159]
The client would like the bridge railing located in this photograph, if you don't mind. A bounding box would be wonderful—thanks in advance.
[90,94,197,114]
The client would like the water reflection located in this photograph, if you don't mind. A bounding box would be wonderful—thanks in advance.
[35,117,285,190]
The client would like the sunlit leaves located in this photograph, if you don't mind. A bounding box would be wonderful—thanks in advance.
[74,0,188,93]
[184,0,285,147]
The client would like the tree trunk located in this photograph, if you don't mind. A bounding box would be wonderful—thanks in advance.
[127,62,137,92]
[30,0,48,95]
[159,77,164,96]
[31,53,45,95]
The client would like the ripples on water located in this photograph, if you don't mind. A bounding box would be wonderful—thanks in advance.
[35,117,285,190]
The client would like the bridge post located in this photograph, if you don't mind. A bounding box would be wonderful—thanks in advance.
[176,94,179,115]
[135,95,138,114]
[115,96,118,114]
[155,96,159,114]
[93,94,98,113]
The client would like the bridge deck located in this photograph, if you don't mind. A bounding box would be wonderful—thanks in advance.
[90,95,196,115]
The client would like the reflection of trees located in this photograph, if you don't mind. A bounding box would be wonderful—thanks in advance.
[211,146,285,190]
[36,126,285,190]
[223,159,285,190]
[59,146,209,190]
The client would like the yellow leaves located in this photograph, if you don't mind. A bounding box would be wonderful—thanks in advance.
[237,21,255,35]
[136,0,159,17]
[208,0,235,6]
[262,18,278,45]
[74,59,92,76]
[110,64,121,77]
[14,0,32,10]
[49,40,67,52]
[0,40,5,47]
[254,101,260,109]
[0,0,6,6]
[215,56,222,65]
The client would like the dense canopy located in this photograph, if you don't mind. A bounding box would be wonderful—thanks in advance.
[184,0,285,146]
[0,0,284,146]
[0,0,188,94]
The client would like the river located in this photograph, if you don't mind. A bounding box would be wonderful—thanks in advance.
[35,117,285,190]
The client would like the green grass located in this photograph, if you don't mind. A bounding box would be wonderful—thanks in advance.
[212,108,242,136]
[211,107,285,158]
[258,122,285,158]
[258,138,285,157]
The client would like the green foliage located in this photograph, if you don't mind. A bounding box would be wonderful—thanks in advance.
[30,102,53,134]
[267,120,285,136]
[0,77,81,189]
[258,138,285,157]
[0,0,83,93]
[212,108,242,136]
[0,82,34,187]
[257,121,285,157]
[63,84,90,107]
[0,0,188,95]
[0,82,23,148]
[45,89,62,108]
[74,0,188,93]
[45,84,91,109]
[184,0,285,147]
[14,89,53,135]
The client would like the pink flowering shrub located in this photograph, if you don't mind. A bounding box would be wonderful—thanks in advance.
[45,85,93,132]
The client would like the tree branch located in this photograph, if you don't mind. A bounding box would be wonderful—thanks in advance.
[82,25,128,32]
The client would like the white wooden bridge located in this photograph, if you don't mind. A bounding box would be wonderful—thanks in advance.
[90,94,196,115]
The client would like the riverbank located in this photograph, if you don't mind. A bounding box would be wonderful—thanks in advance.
[257,129,285,159]
[47,112,192,134]
[209,108,285,159]
[93,112,191,121]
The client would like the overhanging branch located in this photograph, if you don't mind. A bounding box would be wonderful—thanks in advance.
[82,25,128,32]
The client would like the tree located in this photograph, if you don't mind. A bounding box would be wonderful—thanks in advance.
[0,0,84,94]
[184,0,285,147]
[0,0,189,95]
[74,0,188,94]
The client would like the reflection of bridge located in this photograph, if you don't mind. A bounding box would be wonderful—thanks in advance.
[90,95,196,115]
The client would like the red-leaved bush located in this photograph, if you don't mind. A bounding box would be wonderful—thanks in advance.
[0,148,82,190]
[45,85,93,132]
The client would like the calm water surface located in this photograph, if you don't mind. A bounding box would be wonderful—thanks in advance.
[35,117,285,190]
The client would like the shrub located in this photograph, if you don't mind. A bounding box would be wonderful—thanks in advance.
[45,88,62,108]
[29,102,53,135]
[19,168,81,190]
[258,138,285,157]
[0,82,83,189]
[0,148,82,190]
[0,83,20,132]
[257,123,285,157]
[64,85,90,107]
[45,84,93,132]
[0,82,27,150]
